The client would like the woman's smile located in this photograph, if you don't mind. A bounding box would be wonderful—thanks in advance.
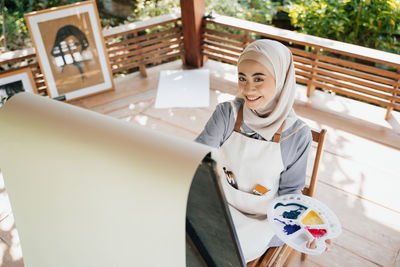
[238,60,276,110]
[246,95,262,102]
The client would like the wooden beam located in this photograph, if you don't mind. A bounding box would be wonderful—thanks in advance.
[180,0,205,67]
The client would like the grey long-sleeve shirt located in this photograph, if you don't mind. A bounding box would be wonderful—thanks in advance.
[195,98,312,196]
[195,99,312,248]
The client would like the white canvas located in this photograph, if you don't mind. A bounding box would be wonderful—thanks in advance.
[155,69,210,108]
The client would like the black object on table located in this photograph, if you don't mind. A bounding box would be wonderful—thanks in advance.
[186,153,245,267]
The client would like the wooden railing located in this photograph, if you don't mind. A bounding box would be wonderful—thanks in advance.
[203,14,400,120]
[0,13,184,96]
[2,12,399,120]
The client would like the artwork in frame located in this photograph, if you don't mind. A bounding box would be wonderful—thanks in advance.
[24,0,114,101]
[0,68,38,107]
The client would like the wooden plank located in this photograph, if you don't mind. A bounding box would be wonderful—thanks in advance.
[314,182,400,256]
[291,48,317,60]
[316,60,398,87]
[106,27,181,49]
[317,53,400,80]
[204,28,246,43]
[109,38,181,62]
[308,79,400,109]
[203,35,244,53]
[202,44,240,59]
[103,13,181,38]
[112,51,181,73]
[311,74,398,101]
[180,0,205,67]
[295,61,397,94]
[206,14,400,67]
[293,55,315,66]
[108,32,182,55]
[313,67,395,94]
[71,60,183,109]
[203,39,243,54]
[203,51,237,65]
[0,47,36,65]
[111,45,180,68]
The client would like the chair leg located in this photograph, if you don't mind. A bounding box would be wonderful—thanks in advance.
[247,247,278,267]
[283,250,297,267]
[260,247,280,267]
[301,252,307,262]
[271,245,291,267]
[247,256,261,267]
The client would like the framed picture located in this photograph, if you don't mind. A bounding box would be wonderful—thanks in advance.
[0,68,38,107]
[24,0,114,101]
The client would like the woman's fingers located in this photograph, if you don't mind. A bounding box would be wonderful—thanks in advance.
[306,239,317,249]
[325,239,332,251]
[307,239,332,251]
[310,239,317,249]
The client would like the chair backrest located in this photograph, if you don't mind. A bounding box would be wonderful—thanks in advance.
[248,128,327,267]
[301,128,327,198]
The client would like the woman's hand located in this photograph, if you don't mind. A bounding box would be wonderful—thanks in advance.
[306,239,332,251]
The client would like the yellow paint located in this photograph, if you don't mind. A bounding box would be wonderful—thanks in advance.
[301,210,324,225]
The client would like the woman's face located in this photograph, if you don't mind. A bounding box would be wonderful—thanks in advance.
[238,59,276,110]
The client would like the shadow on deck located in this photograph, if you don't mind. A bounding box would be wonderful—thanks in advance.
[0,59,399,267]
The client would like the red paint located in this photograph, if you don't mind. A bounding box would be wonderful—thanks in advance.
[306,227,327,238]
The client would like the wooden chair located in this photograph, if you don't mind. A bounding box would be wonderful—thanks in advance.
[248,128,327,267]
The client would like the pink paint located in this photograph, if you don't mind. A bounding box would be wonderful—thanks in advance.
[306,227,327,238]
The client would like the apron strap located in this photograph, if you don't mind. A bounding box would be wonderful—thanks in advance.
[234,103,285,142]
[272,122,285,143]
[234,104,244,132]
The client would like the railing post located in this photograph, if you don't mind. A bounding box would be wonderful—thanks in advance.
[133,32,147,78]
[243,30,250,49]
[180,0,205,68]
[307,47,320,97]
[385,67,399,120]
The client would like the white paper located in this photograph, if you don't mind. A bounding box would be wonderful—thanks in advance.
[155,69,210,108]
[0,93,211,267]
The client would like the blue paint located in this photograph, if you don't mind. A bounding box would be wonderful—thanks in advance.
[274,218,301,235]
[282,209,302,219]
[274,202,308,210]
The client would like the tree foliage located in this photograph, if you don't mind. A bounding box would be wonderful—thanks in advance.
[1,0,399,54]
[1,0,81,50]
[285,0,400,53]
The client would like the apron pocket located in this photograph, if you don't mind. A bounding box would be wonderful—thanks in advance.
[221,175,277,215]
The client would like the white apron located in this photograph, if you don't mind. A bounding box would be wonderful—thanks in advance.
[215,103,284,263]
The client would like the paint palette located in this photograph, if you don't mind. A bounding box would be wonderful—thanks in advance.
[267,194,341,255]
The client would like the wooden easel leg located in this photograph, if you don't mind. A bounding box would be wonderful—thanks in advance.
[139,64,147,78]
[301,252,307,262]
[385,106,393,120]
[307,84,315,98]
[180,53,186,66]
[283,250,297,267]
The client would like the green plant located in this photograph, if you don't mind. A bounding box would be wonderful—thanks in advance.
[285,0,400,53]
[0,0,81,50]
[206,0,278,24]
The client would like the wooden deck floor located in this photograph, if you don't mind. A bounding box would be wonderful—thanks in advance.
[1,59,400,267]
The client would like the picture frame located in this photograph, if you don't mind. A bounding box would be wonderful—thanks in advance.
[24,0,114,101]
[0,68,38,107]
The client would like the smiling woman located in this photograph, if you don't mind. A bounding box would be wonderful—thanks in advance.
[195,39,330,264]
[237,60,276,110]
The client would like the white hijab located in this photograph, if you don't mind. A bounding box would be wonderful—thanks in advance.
[237,39,297,141]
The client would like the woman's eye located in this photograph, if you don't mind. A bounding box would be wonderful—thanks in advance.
[254,77,264,82]
[238,76,246,82]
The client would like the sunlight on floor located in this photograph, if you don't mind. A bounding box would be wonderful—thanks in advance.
[215,90,235,103]
[0,171,24,265]
[9,229,22,261]
[134,115,148,126]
